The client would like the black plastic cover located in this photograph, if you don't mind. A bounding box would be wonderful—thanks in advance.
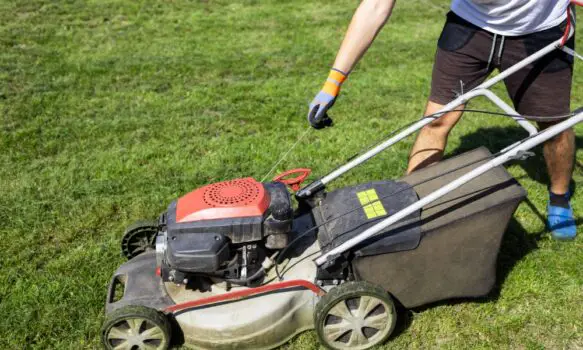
[264,182,293,221]
[314,180,421,257]
[165,232,230,273]
[264,182,293,236]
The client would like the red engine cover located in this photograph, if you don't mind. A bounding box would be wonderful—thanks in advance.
[175,177,270,223]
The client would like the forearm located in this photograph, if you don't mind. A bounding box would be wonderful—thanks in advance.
[307,0,395,128]
[333,0,396,73]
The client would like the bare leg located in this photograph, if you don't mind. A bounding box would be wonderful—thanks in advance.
[407,101,465,174]
[539,122,575,195]
[542,122,576,240]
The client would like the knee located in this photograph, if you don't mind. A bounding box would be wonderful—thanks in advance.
[420,118,455,137]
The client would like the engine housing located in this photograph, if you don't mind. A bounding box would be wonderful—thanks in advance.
[157,178,293,283]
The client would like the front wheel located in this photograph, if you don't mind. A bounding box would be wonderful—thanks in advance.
[101,305,171,350]
[121,220,158,260]
[314,281,397,350]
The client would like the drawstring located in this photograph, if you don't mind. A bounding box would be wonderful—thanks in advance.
[486,33,497,72]
[486,33,506,71]
[497,35,506,66]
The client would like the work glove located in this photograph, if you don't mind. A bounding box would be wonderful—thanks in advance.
[307,68,347,129]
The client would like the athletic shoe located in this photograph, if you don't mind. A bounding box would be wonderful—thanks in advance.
[547,192,577,240]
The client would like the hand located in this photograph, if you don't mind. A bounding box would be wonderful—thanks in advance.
[307,69,347,129]
[308,91,335,129]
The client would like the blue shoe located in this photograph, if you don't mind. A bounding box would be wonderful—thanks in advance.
[547,195,577,240]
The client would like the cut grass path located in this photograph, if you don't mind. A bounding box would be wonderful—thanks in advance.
[1,0,582,348]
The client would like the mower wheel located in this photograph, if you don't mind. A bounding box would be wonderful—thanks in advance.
[314,281,397,350]
[101,305,171,350]
[121,220,158,260]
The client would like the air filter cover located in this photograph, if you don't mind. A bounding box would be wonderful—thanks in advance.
[175,178,270,223]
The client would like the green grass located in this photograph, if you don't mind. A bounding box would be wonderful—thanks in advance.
[1,0,582,348]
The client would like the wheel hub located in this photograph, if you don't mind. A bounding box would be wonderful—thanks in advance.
[107,318,166,350]
[121,221,159,260]
[323,295,393,349]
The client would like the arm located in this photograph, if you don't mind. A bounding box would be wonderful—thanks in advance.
[333,0,396,73]
[308,0,396,128]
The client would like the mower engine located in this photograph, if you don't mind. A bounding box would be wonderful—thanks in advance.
[154,178,293,285]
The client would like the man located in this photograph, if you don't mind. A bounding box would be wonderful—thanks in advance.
[307,0,577,240]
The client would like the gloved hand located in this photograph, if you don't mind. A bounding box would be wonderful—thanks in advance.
[308,69,347,129]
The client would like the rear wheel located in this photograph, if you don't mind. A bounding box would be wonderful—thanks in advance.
[121,220,158,260]
[314,281,397,350]
[101,305,171,350]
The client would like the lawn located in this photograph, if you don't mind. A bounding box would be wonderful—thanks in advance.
[1,0,582,348]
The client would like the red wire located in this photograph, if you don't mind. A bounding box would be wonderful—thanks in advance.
[164,279,326,313]
[561,6,572,47]
[562,0,583,46]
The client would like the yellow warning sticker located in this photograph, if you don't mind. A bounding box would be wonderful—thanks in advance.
[357,189,387,219]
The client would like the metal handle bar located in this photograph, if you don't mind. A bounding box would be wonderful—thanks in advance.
[315,108,583,266]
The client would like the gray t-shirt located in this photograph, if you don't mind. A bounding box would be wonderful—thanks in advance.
[451,0,570,36]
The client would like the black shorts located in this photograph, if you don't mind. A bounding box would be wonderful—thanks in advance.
[430,11,574,117]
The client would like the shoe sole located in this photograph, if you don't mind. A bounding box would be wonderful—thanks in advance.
[551,234,576,241]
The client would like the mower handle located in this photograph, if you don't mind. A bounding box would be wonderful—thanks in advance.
[273,168,312,191]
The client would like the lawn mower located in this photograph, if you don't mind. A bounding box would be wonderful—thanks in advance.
[101,7,582,350]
